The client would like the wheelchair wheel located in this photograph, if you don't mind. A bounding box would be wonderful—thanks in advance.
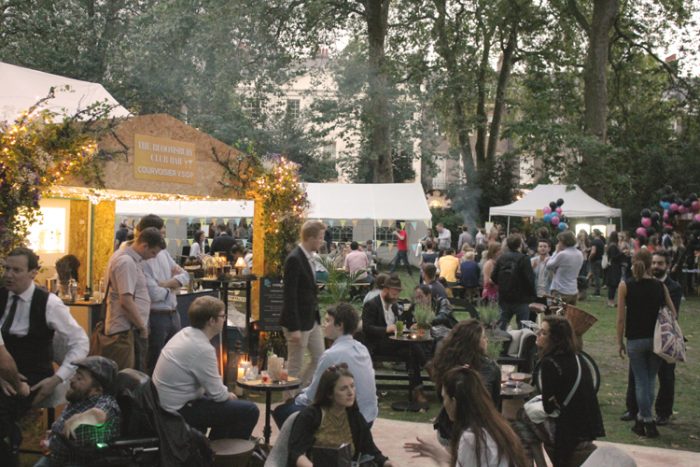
[532,350,600,394]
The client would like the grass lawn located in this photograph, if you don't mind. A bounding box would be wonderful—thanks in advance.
[377,270,700,453]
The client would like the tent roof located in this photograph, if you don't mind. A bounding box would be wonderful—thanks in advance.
[489,184,621,218]
[0,62,130,122]
[113,182,431,222]
[116,199,253,218]
[304,183,431,221]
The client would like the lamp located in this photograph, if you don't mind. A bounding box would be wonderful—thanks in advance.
[234,256,247,275]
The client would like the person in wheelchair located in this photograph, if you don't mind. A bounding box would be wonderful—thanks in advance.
[34,356,120,467]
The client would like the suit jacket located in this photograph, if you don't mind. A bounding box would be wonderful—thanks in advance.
[361,295,401,347]
[279,246,320,332]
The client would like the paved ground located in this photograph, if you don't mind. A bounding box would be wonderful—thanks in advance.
[254,402,700,466]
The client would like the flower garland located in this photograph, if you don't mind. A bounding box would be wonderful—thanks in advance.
[0,90,111,258]
[248,157,308,276]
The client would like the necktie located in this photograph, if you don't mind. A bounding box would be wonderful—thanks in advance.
[1,295,20,335]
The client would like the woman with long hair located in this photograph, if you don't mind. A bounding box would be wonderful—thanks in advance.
[481,242,501,304]
[287,364,392,467]
[429,320,500,443]
[532,315,605,466]
[617,249,677,438]
[405,366,528,467]
[605,231,623,307]
[189,230,206,258]
[575,230,591,277]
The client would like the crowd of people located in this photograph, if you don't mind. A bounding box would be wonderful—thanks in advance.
[0,216,695,466]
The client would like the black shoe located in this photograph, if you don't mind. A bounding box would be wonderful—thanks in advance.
[656,415,670,426]
[631,420,645,436]
[620,411,635,421]
[644,421,660,438]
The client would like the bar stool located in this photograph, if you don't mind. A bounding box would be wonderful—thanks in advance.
[211,439,256,467]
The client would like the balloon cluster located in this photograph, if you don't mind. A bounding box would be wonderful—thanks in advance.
[542,198,569,231]
[636,186,700,238]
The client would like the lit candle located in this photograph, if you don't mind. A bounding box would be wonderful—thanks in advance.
[237,367,245,381]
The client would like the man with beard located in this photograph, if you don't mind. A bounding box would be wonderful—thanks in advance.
[362,275,428,404]
[35,356,120,467]
[621,250,682,426]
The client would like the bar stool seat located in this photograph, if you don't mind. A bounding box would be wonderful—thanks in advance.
[211,438,256,467]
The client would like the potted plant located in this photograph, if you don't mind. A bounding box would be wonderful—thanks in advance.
[412,303,435,339]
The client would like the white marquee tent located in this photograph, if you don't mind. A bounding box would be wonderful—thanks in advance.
[0,62,130,122]
[489,184,621,226]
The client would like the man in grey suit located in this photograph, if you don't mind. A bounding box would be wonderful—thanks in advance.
[279,220,326,392]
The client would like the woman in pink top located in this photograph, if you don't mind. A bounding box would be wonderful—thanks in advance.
[481,242,501,304]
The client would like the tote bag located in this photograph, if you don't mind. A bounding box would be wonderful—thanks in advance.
[653,306,686,363]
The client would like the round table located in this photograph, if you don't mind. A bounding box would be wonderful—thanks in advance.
[500,382,535,421]
[237,377,300,445]
[388,333,432,412]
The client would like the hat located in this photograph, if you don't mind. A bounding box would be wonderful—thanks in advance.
[383,275,402,291]
[74,356,118,393]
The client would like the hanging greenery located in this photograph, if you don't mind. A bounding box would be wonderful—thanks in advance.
[248,157,309,277]
[0,88,116,258]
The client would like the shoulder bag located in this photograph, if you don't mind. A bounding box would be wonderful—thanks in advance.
[524,354,581,424]
[653,305,686,363]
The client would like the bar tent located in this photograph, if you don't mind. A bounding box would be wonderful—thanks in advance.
[0,61,130,122]
[489,184,622,231]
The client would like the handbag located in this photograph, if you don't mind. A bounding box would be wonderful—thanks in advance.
[601,253,609,269]
[524,354,581,424]
[653,305,686,363]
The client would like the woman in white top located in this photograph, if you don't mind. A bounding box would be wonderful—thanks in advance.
[189,230,206,258]
[405,366,527,467]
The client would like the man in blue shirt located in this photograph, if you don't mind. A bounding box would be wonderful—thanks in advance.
[272,303,378,429]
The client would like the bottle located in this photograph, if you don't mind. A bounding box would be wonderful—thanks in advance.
[69,279,78,303]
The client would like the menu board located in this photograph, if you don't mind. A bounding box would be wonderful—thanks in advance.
[259,277,283,331]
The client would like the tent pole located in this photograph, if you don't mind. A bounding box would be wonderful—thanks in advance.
[507,217,511,235]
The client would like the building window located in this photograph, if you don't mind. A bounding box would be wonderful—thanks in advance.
[322,142,337,159]
[286,99,300,119]
[244,98,264,119]
[375,227,395,244]
[328,226,353,242]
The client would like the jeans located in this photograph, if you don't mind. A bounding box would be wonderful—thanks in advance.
[590,260,602,295]
[148,311,181,373]
[178,398,259,440]
[283,324,325,398]
[272,400,305,429]
[625,359,675,418]
[389,250,412,275]
[627,338,662,421]
[497,302,530,330]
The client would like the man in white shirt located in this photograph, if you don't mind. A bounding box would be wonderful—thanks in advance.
[0,247,88,463]
[546,231,584,305]
[436,223,452,254]
[272,303,378,428]
[531,239,552,302]
[137,214,190,373]
[153,296,259,440]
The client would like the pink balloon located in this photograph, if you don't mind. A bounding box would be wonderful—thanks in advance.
[695,214,700,223]
[641,217,652,227]
[692,201,700,212]
[551,216,560,226]
[543,206,552,214]
[679,205,689,214]
[670,203,679,212]
[636,227,647,237]
[555,207,563,215]
[664,223,674,229]
[663,210,669,221]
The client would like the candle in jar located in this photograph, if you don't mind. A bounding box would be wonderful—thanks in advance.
[237,367,245,381]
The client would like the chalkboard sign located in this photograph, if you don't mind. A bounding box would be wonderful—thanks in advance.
[259,277,284,331]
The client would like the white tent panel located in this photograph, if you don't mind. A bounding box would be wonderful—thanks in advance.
[304,182,431,221]
[0,61,130,122]
[489,184,621,218]
[115,199,253,218]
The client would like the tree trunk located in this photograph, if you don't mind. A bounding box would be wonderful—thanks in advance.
[474,25,494,165]
[486,24,517,161]
[433,0,479,224]
[365,0,393,182]
[582,0,619,141]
